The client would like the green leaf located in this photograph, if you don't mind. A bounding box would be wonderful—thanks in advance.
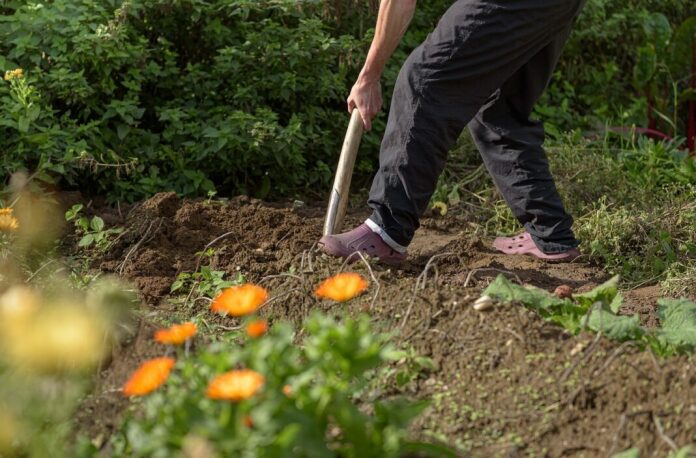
[678,88,696,104]
[612,447,640,458]
[65,204,83,221]
[669,446,694,458]
[78,234,95,247]
[90,216,105,232]
[574,276,620,310]
[642,13,672,54]
[116,123,131,140]
[669,16,696,75]
[609,292,624,314]
[633,45,657,88]
[482,275,569,311]
[656,299,696,350]
[17,115,30,133]
[586,308,643,341]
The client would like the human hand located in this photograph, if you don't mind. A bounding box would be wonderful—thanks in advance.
[346,75,382,131]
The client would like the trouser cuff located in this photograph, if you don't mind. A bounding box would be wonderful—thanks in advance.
[365,219,408,253]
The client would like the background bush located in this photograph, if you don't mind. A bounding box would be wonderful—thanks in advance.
[0,0,693,201]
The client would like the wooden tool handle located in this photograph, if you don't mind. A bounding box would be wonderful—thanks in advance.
[323,109,364,236]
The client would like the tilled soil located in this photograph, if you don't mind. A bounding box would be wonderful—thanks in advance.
[76,193,696,457]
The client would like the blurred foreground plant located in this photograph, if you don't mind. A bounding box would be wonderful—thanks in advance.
[111,278,451,457]
[0,179,137,457]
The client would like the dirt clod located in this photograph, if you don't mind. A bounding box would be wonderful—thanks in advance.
[554,284,574,299]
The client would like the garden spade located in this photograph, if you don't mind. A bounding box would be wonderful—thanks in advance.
[323,109,364,236]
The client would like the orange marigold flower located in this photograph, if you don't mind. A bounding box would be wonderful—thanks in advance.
[154,322,197,345]
[122,357,175,397]
[0,208,19,232]
[315,272,368,302]
[246,319,268,339]
[211,284,268,317]
[282,385,293,397]
[206,369,265,402]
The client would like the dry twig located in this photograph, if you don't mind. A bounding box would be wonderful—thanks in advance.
[463,267,522,288]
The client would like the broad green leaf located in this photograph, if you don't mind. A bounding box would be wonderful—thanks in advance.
[482,275,569,311]
[78,233,95,247]
[642,13,672,54]
[586,308,643,341]
[633,45,657,88]
[669,16,696,76]
[656,299,696,349]
[90,216,105,232]
[574,276,620,311]
[609,291,624,314]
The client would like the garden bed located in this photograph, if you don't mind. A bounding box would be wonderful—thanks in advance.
[76,192,696,456]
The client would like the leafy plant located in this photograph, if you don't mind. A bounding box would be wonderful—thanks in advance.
[630,13,696,151]
[111,312,452,457]
[65,203,123,251]
[483,275,696,357]
[170,248,245,302]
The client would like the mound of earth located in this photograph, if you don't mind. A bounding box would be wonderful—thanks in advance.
[76,193,696,456]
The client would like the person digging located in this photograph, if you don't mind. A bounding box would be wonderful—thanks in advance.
[319,0,585,265]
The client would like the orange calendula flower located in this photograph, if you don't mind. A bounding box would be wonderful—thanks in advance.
[122,357,175,397]
[211,284,268,317]
[282,385,293,397]
[154,322,197,345]
[315,272,368,302]
[206,369,265,402]
[0,208,19,232]
[246,319,268,338]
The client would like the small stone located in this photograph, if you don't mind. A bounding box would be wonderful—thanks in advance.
[473,295,494,311]
[570,342,585,356]
[554,284,574,299]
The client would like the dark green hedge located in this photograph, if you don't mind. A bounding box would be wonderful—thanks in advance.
[0,0,692,201]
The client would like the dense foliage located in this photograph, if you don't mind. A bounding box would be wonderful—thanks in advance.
[0,0,694,201]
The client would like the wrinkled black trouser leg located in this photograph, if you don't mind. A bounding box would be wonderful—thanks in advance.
[368,0,584,253]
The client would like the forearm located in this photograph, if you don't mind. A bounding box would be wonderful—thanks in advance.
[359,0,417,83]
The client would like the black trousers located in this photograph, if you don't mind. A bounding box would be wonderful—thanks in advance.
[367,0,585,253]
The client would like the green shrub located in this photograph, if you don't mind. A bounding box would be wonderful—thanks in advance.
[0,0,365,200]
[538,0,694,135]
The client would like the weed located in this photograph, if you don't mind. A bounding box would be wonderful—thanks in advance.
[65,204,124,251]
[170,248,245,303]
[484,275,696,357]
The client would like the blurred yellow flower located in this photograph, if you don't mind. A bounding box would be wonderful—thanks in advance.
[0,208,19,232]
[2,303,109,374]
[154,322,197,345]
[122,357,175,397]
[315,272,368,302]
[0,285,39,323]
[211,284,268,317]
[206,369,265,402]
[3,68,23,81]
